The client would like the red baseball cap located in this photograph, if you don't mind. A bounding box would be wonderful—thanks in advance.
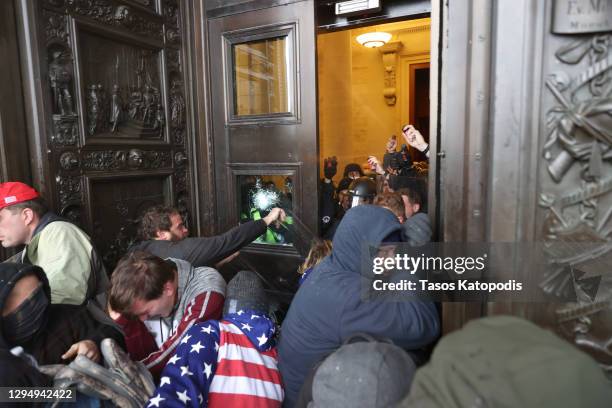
[0,182,40,210]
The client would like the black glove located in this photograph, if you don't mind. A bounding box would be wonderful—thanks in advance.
[324,156,338,180]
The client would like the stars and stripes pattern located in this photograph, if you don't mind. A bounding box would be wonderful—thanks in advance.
[146,311,283,407]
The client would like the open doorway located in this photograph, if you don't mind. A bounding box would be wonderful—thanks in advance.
[317,16,432,223]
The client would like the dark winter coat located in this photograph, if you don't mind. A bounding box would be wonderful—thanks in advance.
[0,263,124,365]
[278,205,440,406]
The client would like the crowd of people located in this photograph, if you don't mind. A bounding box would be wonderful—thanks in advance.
[0,124,611,407]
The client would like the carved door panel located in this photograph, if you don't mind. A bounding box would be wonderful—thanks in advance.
[208,1,318,295]
[438,0,612,370]
[26,0,193,269]
[531,0,612,370]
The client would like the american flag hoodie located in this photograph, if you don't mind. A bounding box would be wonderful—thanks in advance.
[146,310,283,407]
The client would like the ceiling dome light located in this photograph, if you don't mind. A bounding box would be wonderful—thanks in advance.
[356,32,392,48]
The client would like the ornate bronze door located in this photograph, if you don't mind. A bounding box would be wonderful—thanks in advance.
[207,0,318,296]
[18,0,195,269]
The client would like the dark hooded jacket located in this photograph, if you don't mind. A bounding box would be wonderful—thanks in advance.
[336,163,364,193]
[0,263,124,365]
[278,205,440,407]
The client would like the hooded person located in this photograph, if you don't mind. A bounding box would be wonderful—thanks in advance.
[0,262,124,367]
[323,176,377,240]
[336,163,364,193]
[146,270,283,408]
[278,205,440,407]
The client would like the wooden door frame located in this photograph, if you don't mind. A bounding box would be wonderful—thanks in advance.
[398,55,430,130]
[408,62,430,126]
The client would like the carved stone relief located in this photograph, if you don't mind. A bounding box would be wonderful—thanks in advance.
[166,49,181,72]
[173,129,185,145]
[126,81,165,131]
[86,80,164,137]
[72,0,114,25]
[537,5,612,369]
[174,168,187,192]
[51,116,79,146]
[79,37,165,139]
[162,0,180,29]
[45,10,80,149]
[112,4,163,39]
[176,190,189,230]
[83,149,171,171]
[539,34,612,298]
[49,50,75,116]
[162,0,181,46]
[56,175,83,206]
[37,0,192,269]
[379,41,403,106]
[557,301,612,370]
[44,10,68,45]
[174,151,187,167]
[169,78,185,130]
[69,1,163,40]
[60,151,80,170]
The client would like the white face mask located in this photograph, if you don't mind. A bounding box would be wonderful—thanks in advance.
[351,196,362,208]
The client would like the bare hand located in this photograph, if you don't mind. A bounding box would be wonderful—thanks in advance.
[367,156,385,175]
[402,125,427,151]
[62,340,100,362]
[263,208,287,226]
[386,135,397,153]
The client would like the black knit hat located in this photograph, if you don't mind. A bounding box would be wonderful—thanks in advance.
[223,271,269,315]
[343,163,364,178]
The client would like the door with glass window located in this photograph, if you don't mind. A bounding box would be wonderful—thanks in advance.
[208,0,317,295]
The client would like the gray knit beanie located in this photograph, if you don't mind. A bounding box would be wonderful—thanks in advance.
[223,270,269,315]
[402,212,432,247]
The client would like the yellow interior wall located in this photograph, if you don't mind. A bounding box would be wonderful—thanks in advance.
[318,18,431,176]
[235,38,288,115]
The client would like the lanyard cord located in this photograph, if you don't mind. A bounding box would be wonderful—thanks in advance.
[158,313,176,343]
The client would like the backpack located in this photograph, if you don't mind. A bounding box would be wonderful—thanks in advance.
[42,338,154,408]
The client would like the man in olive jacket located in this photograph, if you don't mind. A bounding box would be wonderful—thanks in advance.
[0,182,107,305]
